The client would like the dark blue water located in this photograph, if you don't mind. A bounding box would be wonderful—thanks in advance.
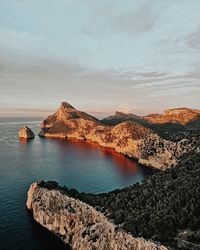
[0,117,153,250]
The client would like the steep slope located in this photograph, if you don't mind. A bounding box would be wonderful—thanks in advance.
[39,102,198,170]
[144,107,200,125]
[102,108,200,141]
[26,181,167,250]
[27,150,200,249]
[101,111,141,125]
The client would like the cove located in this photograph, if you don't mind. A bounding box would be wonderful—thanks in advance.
[0,118,154,250]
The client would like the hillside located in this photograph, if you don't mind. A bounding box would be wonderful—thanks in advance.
[31,149,200,249]
[144,107,200,125]
[39,102,198,170]
[101,108,200,141]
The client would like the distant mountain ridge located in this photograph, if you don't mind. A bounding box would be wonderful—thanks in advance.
[101,111,141,125]
[101,107,200,125]
[144,107,200,125]
[101,107,200,141]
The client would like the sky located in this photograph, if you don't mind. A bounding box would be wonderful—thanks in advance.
[0,0,200,117]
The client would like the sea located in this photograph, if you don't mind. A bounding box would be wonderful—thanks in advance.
[0,117,153,250]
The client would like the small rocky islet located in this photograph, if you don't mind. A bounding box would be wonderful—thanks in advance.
[26,102,200,250]
[18,126,35,139]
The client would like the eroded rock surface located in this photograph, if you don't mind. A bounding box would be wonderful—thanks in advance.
[18,126,35,139]
[39,102,199,170]
[26,181,168,250]
[144,107,200,125]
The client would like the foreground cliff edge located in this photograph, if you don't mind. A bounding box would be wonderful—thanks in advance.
[27,151,200,249]
[38,102,199,170]
[26,181,167,250]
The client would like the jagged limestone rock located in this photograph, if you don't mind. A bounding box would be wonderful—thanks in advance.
[26,182,168,250]
[38,102,198,170]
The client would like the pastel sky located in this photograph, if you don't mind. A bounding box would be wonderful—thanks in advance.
[0,0,199,117]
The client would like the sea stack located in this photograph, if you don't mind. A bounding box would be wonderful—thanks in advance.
[18,126,35,139]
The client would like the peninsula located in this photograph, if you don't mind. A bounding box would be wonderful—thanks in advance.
[26,102,200,250]
[39,102,199,170]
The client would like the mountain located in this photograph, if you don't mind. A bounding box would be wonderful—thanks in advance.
[101,107,200,126]
[101,107,200,141]
[143,107,200,125]
[101,111,141,125]
[41,102,98,130]
[39,102,198,170]
[30,102,200,250]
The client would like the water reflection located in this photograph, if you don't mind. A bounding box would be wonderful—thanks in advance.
[0,120,154,250]
[40,137,152,180]
[19,138,34,144]
[44,138,138,175]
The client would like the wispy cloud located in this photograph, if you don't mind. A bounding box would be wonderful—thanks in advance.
[0,0,199,116]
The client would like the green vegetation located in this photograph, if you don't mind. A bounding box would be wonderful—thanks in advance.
[40,149,200,249]
[101,116,200,141]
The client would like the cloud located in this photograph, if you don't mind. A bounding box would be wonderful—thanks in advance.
[108,1,156,34]
[0,49,199,116]
[186,27,200,49]
[117,103,132,114]
[0,0,200,116]
[84,0,156,37]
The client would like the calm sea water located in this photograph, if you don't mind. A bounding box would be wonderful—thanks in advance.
[0,117,153,250]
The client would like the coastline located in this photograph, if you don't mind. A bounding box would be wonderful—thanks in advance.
[26,181,167,250]
[37,102,199,171]
[26,149,200,249]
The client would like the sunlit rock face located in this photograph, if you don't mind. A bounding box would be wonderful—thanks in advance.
[26,182,168,250]
[18,126,35,139]
[39,102,198,170]
[144,107,200,125]
[40,102,98,130]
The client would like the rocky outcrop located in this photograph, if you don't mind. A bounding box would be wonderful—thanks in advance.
[38,102,199,170]
[18,126,35,139]
[26,181,168,250]
[26,151,200,249]
[144,107,200,125]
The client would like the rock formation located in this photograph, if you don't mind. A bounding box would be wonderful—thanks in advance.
[143,107,200,125]
[26,181,168,250]
[18,126,35,139]
[39,102,199,170]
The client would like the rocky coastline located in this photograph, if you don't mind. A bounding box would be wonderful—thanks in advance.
[38,102,199,170]
[26,181,167,250]
[27,150,200,250]
[26,102,200,250]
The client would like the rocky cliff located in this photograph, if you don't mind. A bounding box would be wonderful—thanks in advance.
[26,181,167,250]
[101,108,200,141]
[144,107,200,125]
[39,102,198,170]
[27,150,200,249]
